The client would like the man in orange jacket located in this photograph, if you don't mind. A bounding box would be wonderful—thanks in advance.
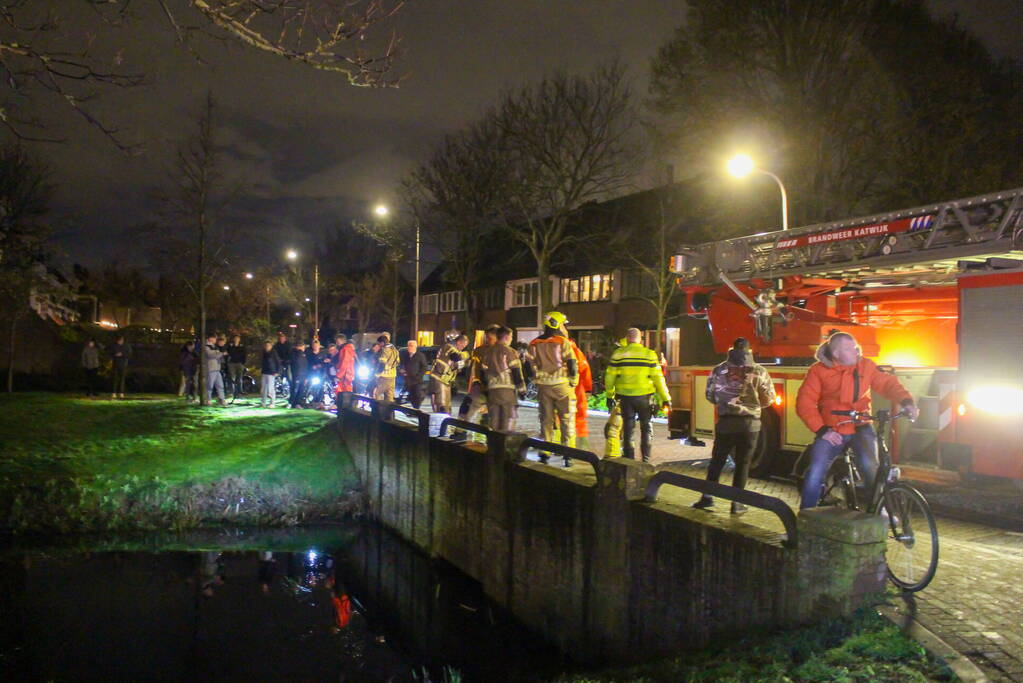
[334,333,356,395]
[795,332,919,509]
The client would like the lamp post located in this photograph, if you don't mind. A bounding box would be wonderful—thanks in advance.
[286,249,318,340]
[727,154,789,231]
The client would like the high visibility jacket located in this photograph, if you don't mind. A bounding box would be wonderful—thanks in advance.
[528,335,578,386]
[429,343,465,385]
[467,342,491,389]
[796,343,913,436]
[376,344,400,379]
[480,343,524,390]
[605,342,670,404]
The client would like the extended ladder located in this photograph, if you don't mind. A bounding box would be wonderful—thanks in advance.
[671,186,1023,286]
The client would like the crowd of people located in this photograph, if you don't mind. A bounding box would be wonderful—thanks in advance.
[80,310,919,512]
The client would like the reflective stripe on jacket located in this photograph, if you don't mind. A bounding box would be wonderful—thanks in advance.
[604,342,670,403]
[528,335,577,386]
[376,345,400,378]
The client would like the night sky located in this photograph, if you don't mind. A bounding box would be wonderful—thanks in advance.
[28,0,1023,270]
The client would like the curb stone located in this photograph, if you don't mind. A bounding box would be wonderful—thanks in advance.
[877,604,989,682]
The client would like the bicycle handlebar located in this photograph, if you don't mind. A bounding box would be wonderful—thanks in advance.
[830,407,912,422]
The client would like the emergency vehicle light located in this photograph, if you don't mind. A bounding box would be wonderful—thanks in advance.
[966,386,1023,415]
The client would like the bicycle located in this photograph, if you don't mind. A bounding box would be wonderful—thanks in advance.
[820,408,939,592]
[274,375,291,402]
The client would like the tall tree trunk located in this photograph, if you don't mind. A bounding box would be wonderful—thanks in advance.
[461,284,475,338]
[6,317,15,393]
[390,264,399,340]
[537,254,552,322]
[197,213,209,406]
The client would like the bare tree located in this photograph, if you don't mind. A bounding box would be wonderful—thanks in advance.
[401,118,507,335]
[0,145,52,392]
[155,93,235,405]
[492,63,638,312]
[0,0,406,150]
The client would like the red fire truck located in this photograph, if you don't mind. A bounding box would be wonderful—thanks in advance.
[668,186,1023,482]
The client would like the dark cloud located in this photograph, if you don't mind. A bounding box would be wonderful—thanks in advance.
[19,0,1022,269]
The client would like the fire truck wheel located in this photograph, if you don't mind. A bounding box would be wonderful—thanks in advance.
[749,407,781,479]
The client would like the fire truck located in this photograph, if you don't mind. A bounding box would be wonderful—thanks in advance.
[668,186,1023,483]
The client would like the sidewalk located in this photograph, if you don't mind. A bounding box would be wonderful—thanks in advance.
[412,397,1023,680]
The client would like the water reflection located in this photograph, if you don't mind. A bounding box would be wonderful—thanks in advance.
[0,524,561,682]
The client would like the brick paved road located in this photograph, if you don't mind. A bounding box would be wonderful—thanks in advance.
[417,399,1023,681]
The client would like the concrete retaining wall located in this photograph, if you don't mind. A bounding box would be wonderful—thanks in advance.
[338,400,886,663]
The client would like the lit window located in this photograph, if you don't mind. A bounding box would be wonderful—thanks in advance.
[560,274,613,303]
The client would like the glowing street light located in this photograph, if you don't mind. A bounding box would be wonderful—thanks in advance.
[373,203,390,218]
[286,249,298,261]
[726,154,789,231]
[223,285,230,291]
[727,154,756,179]
[294,311,301,317]
[244,272,254,279]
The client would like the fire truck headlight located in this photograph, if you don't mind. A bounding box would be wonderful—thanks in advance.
[966,386,1023,415]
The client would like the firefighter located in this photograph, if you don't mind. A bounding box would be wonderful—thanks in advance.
[480,325,527,431]
[543,315,593,447]
[453,324,501,440]
[605,327,671,463]
[373,333,401,402]
[693,338,776,514]
[429,333,469,414]
[796,331,918,509]
[528,311,579,449]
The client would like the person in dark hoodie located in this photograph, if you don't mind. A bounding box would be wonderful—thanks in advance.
[260,340,281,408]
[109,335,131,399]
[289,340,310,408]
[306,339,330,408]
[226,334,247,399]
[693,338,776,514]
[178,340,198,401]
[795,332,918,510]
[273,332,292,385]
[81,340,100,397]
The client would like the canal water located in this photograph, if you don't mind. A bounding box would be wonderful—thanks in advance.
[0,524,564,682]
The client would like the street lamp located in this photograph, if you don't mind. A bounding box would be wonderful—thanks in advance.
[373,204,390,218]
[245,272,253,280]
[727,153,789,231]
[285,248,319,340]
[223,285,230,291]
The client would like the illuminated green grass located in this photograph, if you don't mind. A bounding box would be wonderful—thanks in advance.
[0,394,360,533]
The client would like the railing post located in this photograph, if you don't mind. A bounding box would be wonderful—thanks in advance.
[587,456,655,660]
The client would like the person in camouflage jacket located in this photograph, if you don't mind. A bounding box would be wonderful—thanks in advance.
[694,338,776,514]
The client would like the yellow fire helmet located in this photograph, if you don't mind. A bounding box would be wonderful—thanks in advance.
[543,311,568,330]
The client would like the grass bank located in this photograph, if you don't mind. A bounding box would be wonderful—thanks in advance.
[0,394,361,533]
[555,607,954,682]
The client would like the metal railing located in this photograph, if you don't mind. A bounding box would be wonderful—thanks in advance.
[517,437,601,474]
[343,393,430,433]
[438,417,490,443]
[645,470,798,547]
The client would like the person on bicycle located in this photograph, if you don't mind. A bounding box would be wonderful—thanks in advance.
[795,332,919,509]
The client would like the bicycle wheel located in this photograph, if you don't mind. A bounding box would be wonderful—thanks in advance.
[880,482,939,592]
